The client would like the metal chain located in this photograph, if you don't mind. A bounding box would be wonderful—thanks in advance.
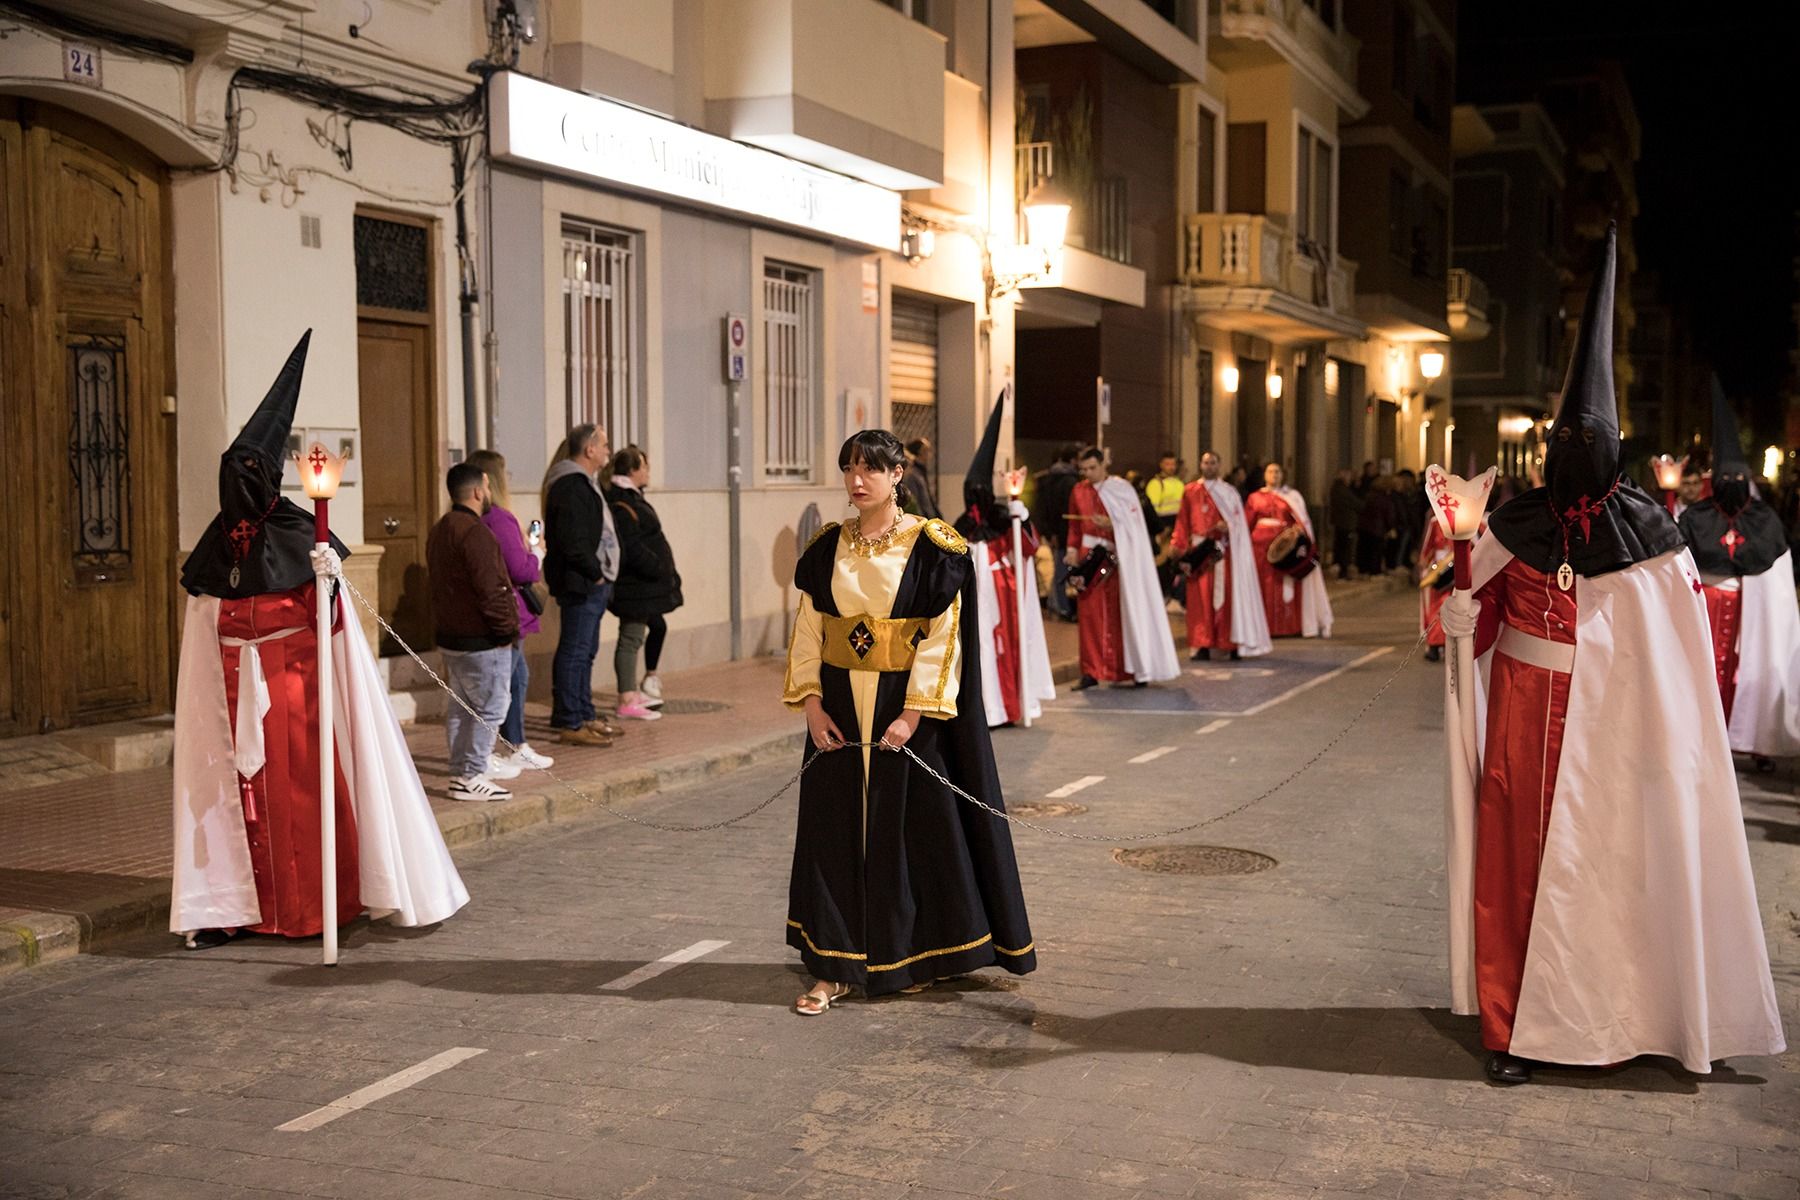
[329,559,1422,843]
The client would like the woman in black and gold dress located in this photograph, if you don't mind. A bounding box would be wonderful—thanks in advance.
[784,430,1037,1013]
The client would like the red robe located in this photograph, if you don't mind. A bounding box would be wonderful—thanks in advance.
[1068,480,1131,682]
[1470,558,1577,1052]
[1700,584,1744,722]
[1419,522,1452,648]
[1245,489,1302,637]
[218,584,362,936]
[979,526,1041,724]
[1171,481,1232,652]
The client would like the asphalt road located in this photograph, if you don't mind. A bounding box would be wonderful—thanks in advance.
[2,588,1796,1200]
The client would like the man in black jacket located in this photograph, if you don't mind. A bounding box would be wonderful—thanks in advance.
[543,424,620,747]
[1033,443,1081,621]
[427,463,521,801]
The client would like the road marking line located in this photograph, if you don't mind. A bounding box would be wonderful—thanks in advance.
[1128,746,1178,764]
[1195,719,1233,736]
[1236,646,1397,717]
[276,1048,486,1132]
[599,939,731,992]
[1046,776,1104,799]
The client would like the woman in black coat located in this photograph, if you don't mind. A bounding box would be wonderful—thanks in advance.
[605,447,682,719]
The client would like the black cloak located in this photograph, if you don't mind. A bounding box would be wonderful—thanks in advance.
[180,330,350,599]
[786,520,1037,995]
[1679,378,1786,577]
[1485,224,1682,578]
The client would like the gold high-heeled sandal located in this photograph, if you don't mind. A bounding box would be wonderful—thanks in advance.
[794,981,851,1015]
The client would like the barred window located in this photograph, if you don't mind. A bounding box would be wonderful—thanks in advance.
[762,262,817,481]
[561,222,638,446]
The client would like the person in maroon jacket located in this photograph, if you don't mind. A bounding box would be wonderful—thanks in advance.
[427,462,520,802]
[467,450,553,773]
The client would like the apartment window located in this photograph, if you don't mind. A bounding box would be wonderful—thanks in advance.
[1389,169,1410,259]
[878,0,930,21]
[561,221,638,444]
[763,262,818,481]
[1296,128,1333,257]
[1195,106,1218,214]
[1392,7,1413,98]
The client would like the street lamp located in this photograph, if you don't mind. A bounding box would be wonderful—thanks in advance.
[1022,180,1073,256]
[1267,370,1284,400]
[1419,349,1445,381]
[1221,364,1240,395]
[298,440,344,967]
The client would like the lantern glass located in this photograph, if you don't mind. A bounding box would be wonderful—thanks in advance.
[299,441,345,500]
[1005,466,1027,498]
[1221,364,1240,394]
[1267,370,1283,400]
[1424,464,1495,540]
[1419,349,1445,380]
[1023,202,1071,252]
[1651,454,1682,491]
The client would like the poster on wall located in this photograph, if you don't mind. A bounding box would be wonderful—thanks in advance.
[843,387,875,438]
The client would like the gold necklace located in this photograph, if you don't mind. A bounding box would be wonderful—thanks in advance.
[847,507,905,557]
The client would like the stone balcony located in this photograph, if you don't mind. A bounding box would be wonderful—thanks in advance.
[1447,267,1490,342]
[1181,212,1365,341]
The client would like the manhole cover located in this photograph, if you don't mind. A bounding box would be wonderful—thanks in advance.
[1111,845,1276,876]
[1010,801,1088,819]
[651,698,732,715]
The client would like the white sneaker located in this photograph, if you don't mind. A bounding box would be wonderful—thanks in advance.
[485,755,523,780]
[449,774,512,802]
[512,742,554,770]
[640,674,664,709]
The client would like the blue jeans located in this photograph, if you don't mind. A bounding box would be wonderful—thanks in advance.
[442,646,513,779]
[552,583,610,729]
[501,642,528,747]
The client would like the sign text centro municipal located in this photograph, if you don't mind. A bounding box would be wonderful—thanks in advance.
[491,73,900,253]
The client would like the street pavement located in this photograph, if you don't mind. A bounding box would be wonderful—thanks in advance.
[1,587,1796,1200]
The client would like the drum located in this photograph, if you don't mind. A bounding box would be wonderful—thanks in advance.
[1265,525,1318,580]
[1178,537,1223,576]
[1065,546,1116,597]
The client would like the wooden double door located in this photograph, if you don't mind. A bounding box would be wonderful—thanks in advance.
[0,101,174,734]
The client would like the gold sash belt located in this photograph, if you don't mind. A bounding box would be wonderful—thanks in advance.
[820,613,929,673]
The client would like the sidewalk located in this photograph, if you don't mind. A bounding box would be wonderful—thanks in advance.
[0,612,1094,975]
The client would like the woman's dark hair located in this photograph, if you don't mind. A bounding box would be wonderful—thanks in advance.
[611,445,648,476]
[838,429,907,473]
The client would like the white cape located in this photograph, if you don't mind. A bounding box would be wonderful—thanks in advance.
[1276,486,1333,637]
[972,538,1057,726]
[1445,538,1784,1071]
[1728,551,1800,757]
[1096,477,1182,683]
[1203,480,1272,658]
[171,592,470,934]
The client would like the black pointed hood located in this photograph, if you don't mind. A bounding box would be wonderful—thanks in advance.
[181,330,349,599]
[1708,376,1754,513]
[955,391,1011,543]
[1679,376,1785,576]
[1486,224,1682,578]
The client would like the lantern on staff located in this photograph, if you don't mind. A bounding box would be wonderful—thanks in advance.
[1651,454,1682,493]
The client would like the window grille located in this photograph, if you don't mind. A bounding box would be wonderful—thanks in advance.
[562,222,638,445]
[763,262,816,480]
[66,333,132,573]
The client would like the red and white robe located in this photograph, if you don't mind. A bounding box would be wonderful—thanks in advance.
[172,583,470,936]
[1443,537,1784,1070]
[1700,551,1800,757]
[1418,521,1452,649]
[972,522,1055,726]
[1171,480,1271,657]
[1068,479,1130,683]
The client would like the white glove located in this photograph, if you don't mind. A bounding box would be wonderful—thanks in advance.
[1439,590,1480,639]
[309,546,344,578]
[1008,499,1029,521]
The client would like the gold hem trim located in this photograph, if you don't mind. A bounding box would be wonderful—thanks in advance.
[787,920,1031,972]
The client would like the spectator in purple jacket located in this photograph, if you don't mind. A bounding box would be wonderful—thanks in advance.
[467,451,553,773]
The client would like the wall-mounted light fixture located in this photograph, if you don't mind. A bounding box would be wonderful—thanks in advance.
[901,224,936,266]
[1419,348,1445,381]
[1267,370,1284,400]
[1221,364,1240,395]
[988,178,1073,301]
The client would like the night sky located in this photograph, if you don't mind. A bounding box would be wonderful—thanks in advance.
[1458,5,1800,440]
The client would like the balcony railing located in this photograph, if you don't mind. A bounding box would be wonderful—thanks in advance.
[1447,268,1488,315]
[1016,142,1054,202]
[1092,177,1131,265]
[1182,212,1357,317]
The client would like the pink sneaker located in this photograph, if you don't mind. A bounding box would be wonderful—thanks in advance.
[617,695,662,721]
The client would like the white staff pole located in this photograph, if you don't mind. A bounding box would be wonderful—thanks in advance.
[1010,509,1032,729]
[301,441,344,968]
